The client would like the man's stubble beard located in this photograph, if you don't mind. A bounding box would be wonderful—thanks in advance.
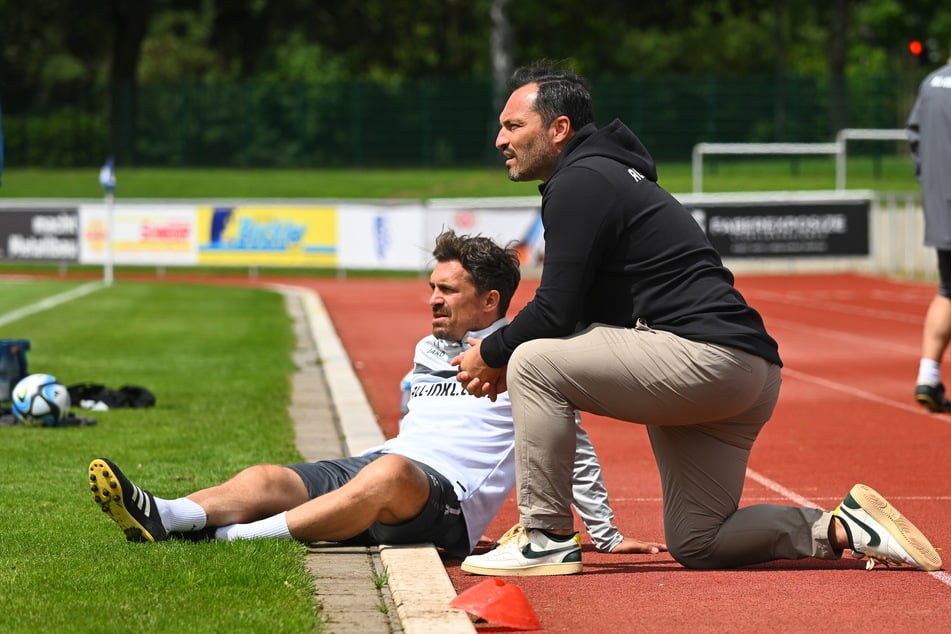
[506,134,557,182]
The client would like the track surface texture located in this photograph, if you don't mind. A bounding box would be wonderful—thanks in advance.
[307,272,951,634]
[82,271,951,632]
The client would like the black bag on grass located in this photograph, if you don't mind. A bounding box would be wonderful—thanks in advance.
[67,383,156,410]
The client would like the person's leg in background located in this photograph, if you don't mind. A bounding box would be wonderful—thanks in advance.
[915,249,951,412]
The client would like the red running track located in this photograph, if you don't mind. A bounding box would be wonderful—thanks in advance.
[301,272,951,634]
[99,270,951,632]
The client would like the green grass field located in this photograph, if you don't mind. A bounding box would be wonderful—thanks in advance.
[0,155,919,199]
[0,280,322,632]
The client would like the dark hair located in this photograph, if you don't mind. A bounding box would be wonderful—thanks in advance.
[510,60,594,130]
[432,230,521,317]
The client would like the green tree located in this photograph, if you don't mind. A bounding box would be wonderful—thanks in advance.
[4,0,951,168]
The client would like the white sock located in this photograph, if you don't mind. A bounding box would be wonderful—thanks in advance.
[917,359,941,386]
[215,512,292,541]
[154,497,208,533]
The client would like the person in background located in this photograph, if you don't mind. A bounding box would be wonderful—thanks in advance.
[907,46,951,413]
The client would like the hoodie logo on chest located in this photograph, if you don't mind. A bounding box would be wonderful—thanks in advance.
[627,167,645,182]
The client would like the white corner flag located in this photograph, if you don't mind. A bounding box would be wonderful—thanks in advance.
[99,156,116,194]
[99,156,116,285]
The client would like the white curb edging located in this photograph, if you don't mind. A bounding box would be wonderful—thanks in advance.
[276,284,476,634]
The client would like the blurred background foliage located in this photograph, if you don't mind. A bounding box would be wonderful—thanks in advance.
[1,0,949,168]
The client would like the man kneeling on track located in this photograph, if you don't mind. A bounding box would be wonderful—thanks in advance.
[87,230,665,558]
[453,60,942,576]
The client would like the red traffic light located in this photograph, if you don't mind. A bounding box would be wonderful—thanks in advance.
[909,40,924,56]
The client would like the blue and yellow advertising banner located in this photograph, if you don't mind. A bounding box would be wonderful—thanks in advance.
[197,205,337,267]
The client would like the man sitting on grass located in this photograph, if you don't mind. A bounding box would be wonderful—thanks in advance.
[88,230,666,558]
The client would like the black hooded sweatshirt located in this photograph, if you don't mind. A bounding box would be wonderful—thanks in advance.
[479,118,782,369]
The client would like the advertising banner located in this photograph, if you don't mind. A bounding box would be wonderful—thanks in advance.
[684,199,870,258]
[79,204,197,265]
[0,207,79,261]
[197,205,337,267]
[424,201,543,266]
[336,203,428,270]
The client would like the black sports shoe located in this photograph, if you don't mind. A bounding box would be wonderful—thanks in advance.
[914,383,951,413]
[88,458,168,542]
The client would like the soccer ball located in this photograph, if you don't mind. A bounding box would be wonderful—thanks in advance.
[11,373,71,426]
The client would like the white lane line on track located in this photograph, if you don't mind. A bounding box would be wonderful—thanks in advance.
[744,289,923,324]
[748,467,951,587]
[766,317,920,356]
[0,281,105,327]
[869,289,936,304]
[932,570,951,586]
[782,367,947,420]
[747,287,951,582]
[745,468,819,508]
[608,495,951,504]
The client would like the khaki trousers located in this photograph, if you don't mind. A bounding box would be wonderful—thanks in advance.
[507,322,836,568]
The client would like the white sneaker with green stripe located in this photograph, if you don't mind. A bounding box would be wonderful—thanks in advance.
[461,528,583,576]
[834,483,942,571]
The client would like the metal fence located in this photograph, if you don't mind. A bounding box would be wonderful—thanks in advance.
[0,72,921,168]
[691,128,912,193]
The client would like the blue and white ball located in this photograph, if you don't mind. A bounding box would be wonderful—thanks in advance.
[11,373,71,426]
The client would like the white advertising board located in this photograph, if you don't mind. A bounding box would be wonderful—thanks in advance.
[336,203,429,270]
[79,204,198,265]
[423,199,543,266]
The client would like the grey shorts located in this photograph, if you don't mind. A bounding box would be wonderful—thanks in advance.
[287,452,470,556]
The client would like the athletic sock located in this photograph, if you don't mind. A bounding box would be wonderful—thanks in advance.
[917,358,941,386]
[215,512,292,541]
[155,497,208,533]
